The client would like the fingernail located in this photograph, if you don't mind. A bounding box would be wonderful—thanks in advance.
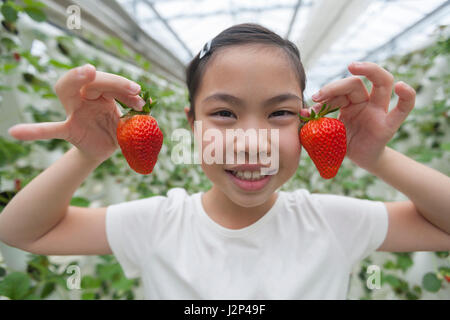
[77,64,94,78]
[137,97,146,109]
[129,82,141,94]
[77,65,86,77]
[312,91,322,101]
[351,61,364,66]
[8,125,20,138]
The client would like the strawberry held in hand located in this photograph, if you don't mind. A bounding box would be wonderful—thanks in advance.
[116,91,163,175]
[299,104,347,179]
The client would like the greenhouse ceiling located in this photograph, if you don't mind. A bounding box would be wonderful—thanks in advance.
[44,0,450,97]
[116,0,450,97]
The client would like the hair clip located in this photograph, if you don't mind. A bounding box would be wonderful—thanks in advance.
[199,39,212,59]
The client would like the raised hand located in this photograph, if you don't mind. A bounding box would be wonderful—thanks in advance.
[8,64,146,163]
[301,62,416,171]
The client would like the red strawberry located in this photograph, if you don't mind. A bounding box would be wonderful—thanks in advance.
[299,103,347,179]
[116,92,163,175]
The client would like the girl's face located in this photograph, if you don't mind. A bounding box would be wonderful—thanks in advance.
[187,44,303,208]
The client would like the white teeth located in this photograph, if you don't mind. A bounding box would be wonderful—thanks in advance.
[229,170,266,181]
[252,171,261,179]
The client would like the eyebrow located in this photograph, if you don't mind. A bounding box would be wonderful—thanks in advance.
[202,92,302,108]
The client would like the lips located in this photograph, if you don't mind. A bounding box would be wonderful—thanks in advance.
[226,164,269,172]
[226,169,267,180]
[225,169,272,191]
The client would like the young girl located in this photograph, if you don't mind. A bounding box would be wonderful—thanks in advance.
[1,23,449,299]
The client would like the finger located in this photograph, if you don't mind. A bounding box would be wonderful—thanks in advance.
[80,71,141,100]
[103,92,146,111]
[386,81,416,129]
[8,122,67,141]
[53,64,96,102]
[348,61,394,109]
[299,103,321,118]
[322,95,350,110]
[299,108,310,118]
[312,76,369,105]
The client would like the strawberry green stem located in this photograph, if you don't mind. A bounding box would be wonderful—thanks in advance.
[299,103,340,123]
[116,89,158,118]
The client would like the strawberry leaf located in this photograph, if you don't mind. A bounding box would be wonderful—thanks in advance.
[141,90,149,102]
[115,99,130,109]
[318,103,327,115]
[326,107,340,115]
[299,114,309,122]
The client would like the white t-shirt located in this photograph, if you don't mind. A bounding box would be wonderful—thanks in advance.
[105,187,388,299]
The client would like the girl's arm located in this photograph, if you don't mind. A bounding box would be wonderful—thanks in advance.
[0,146,111,255]
[371,146,450,234]
[0,65,145,254]
[369,147,450,252]
[308,62,450,252]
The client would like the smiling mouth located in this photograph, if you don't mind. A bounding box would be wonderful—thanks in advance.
[224,169,273,192]
[224,169,269,181]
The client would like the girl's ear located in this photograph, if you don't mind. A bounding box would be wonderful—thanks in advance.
[184,106,194,131]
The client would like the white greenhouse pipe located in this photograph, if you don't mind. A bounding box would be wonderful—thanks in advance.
[296,0,371,69]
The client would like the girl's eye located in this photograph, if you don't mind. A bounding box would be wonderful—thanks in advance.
[270,110,295,118]
[212,110,236,118]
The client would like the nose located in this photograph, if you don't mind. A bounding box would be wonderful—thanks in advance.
[230,122,273,164]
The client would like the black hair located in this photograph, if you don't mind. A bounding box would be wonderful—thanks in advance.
[185,22,307,120]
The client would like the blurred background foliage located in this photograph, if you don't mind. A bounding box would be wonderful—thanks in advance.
[0,0,449,300]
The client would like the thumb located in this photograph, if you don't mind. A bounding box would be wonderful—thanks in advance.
[8,121,68,141]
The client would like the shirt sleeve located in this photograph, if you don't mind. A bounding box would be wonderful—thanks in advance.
[105,195,167,279]
[309,192,389,269]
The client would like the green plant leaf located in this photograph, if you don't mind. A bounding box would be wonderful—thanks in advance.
[24,6,46,22]
[440,143,450,152]
[0,137,29,166]
[70,196,90,207]
[111,276,135,291]
[1,3,18,23]
[17,84,28,92]
[115,99,129,109]
[23,0,46,8]
[0,37,17,50]
[0,272,31,299]
[81,275,102,289]
[40,282,55,299]
[422,272,442,292]
[383,260,396,270]
[318,103,326,115]
[81,291,96,300]
[21,52,46,72]
[326,107,340,115]
[382,274,401,288]
[2,63,18,72]
[395,253,413,272]
[435,251,449,259]
[49,59,72,69]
